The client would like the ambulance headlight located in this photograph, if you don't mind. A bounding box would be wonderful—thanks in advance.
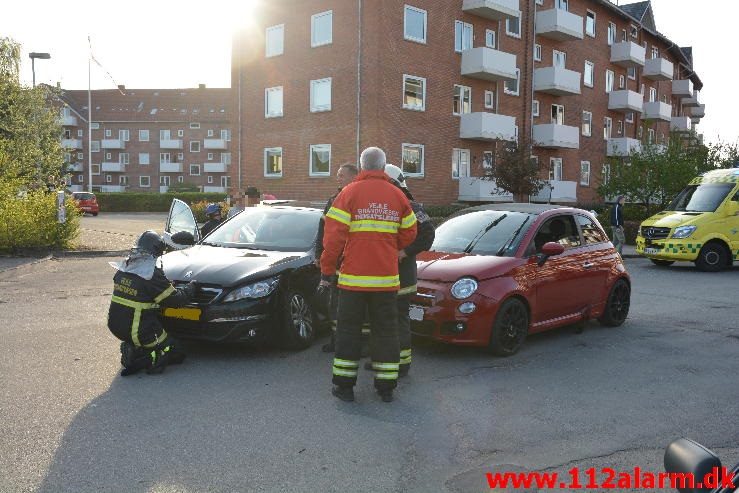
[671,226,696,239]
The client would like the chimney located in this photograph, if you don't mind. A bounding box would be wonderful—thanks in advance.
[199,83,206,89]
[118,84,125,91]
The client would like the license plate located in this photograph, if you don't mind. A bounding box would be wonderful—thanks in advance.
[409,305,424,321]
[644,247,660,255]
[163,307,201,321]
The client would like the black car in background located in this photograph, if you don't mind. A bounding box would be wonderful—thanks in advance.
[160,199,323,348]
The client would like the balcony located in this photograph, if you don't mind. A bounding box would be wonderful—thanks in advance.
[101,162,126,172]
[203,138,228,150]
[533,66,581,96]
[204,162,228,173]
[462,0,520,21]
[67,185,84,192]
[61,139,83,149]
[643,58,673,81]
[689,104,705,119]
[101,139,124,149]
[610,41,646,68]
[61,115,78,126]
[461,47,518,83]
[100,185,126,193]
[607,138,641,157]
[671,116,692,133]
[642,101,672,122]
[682,91,700,108]
[536,9,583,40]
[67,163,84,172]
[458,177,513,202]
[203,186,227,193]
[160,162,183,173]
[460,112,517,142]
[533,123,579,149]
[159,185,169,193]
[160,139,183,149]
[672,79,693,98]
[608,90,644,113]
[530,180,578,203]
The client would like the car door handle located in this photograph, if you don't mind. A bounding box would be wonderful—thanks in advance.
[583,262,594,269]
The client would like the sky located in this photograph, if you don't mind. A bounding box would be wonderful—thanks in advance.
[1,0,735,145]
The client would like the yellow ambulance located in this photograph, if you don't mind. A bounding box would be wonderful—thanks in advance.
[635,168,739,271]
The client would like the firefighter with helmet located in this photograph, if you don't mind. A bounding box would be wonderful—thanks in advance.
[201,203,223,237]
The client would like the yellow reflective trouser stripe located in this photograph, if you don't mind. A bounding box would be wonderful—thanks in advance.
[333,368,357,377]
[326,207,351,225]
[338,273,399,288]
[397,285,417,296]
[111,296,162,348]
[375,371,399,380]
[142,331,168,349]
[372,362,400,371]
[361,323,370,335]
[153,285,176,304]
[111,295,159,310]
[401,212,417,229]
[400,349,411,358]
[333,358,359,368]
[349,220,399,233]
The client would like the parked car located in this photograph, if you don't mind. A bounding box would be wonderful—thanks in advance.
[159,199,323,348]
[410,204,631,356]
[71,192,99,216]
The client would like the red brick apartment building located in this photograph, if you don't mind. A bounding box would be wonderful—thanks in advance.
[231,0,704,206]
[57,86,232,193]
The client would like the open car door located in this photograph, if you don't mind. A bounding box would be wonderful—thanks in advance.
[163,199,200,250]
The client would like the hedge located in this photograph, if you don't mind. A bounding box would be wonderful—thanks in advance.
[95,192,229,213]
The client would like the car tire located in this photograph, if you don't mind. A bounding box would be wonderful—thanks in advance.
[488,298,528,357]
[598,278,630,327]
[650,259,674,267]
[694,242,729,272]
[92,212,98,216]
[280,290,315,350]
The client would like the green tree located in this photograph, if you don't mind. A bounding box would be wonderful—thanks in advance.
[483,138,545,202]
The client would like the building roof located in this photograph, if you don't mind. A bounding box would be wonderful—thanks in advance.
[58,87,232,123]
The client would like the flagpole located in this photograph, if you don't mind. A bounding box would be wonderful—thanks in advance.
[87,36,93,193]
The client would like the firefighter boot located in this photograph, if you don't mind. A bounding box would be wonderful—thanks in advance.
[377,389,394,403]
[331,385,355,402]
[120,341,150,377]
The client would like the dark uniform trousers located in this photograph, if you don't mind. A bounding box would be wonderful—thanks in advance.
[332,290,399,391]
[396,293,412,371]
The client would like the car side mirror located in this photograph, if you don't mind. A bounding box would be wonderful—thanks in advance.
[664,438,722,493]
[171,231,195,246]
[537,242,565,266]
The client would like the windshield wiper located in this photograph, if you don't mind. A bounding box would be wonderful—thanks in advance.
[496,216,530,256]
[463,214,507,254]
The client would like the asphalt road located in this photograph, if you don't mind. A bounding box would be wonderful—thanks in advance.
[1,255,737,493]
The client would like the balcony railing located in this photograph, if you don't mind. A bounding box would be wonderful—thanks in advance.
[643,57,673,81]
[61,115,78,126]
[460,112,517,142]
[462,0,520,21]
[671,116,692,133]
[101,162,126,172]
[606,138,641,157]
[67,163,84,172]
[533,66,581,96]
[204,162,228,173]
[100,185,126,193]
[203,139,228,150]
[101,139,124,149]
[61,139,83,149]
[160,162,183,173]
[682,91,700,108]
[461,47,518,82]
[458,177,513,202]
[535,9,584,41]
[203,186,227,193]
[530,180,578,203]
[160,139,183,149]
[610,41,646,68]
[642,101,672,122]
[533,123,579,149]
[672,79,693,97]
[159,185,169,193]
[608,90,644,113]
[689,104,706,119]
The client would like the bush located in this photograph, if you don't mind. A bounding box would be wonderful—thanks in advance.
[95,192,229,213]
[0,182,80,252]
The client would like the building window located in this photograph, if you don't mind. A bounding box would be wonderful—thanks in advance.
[160,129,171,140]
[160,152,171,164]
[651,46,660,59]
[504,68,520,96]
[190,164,201,176]
[77,174,84,183]
[403,75,426,111]
[603,117,613,140]
[404,5,427,44]
[485,29,496,49]
[401,143,424,177]
[264,147,283,177]
[630,24,638,38]
[177,129,184,137]
[221,129,231,141]
[553,49,566,68]
[140,176,150,188]
[586,11,596,37]
[105,129,111,137]
[584,61,594,87]
[451,148,470,180]
[453,85,471,115]
[139,153,150,165]
[549,158,563,181]
[617,120,624,135]
[91,164,100,175]
[207,176,214,184]
[91,141,100,152]
[649,87,657,102]
[105,175,112,183]
[647,128,655,144]
[106,152,112,160]
[189,122,200,129]
[551,104,565,125]
[138,129,149,142]
[310,78,332,112]
[483,151,494,170]
[309,144,331,176]
[606,69,614,93]
[484,90,495,110]
[178,176,184,183]
[602,163,611,184]
[533,100,540,117]
[582,111,592,137]
[619,74,625,89]
[77,152,84,160]
[640,83,645,95]
[120,153,129,165]
[626,112,634,124]
[534,44,542,62]
[580,161,591,186]
[221,176,230,188]
[160,176,170,187]
[455,21,473,53]
[621,29,627,41]
[77,129,83,137]
[556,0,569,10]
[119,176,129,186]
[311,10,333,47]
[190,141,201,152]
[607,22,616,45]
[207,153,214,161]
[506,14,521,38]
[221,153,231,165]
[177,152,184,161]
[265,86,284,118]
[266,24,284,57]
[628,66,636,80]
[207,129,214,137]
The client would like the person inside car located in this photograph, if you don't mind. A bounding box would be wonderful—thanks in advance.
[201,203,223,238]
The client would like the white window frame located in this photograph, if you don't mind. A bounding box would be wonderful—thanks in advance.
[553,50,567,68]
[485,29,496,49]
[221,129,231,141]
[630,24,638,38]
[549,158,563,181]
[311,10,333,47]
[584,61,594,87]
[626,112,634,124]
[404,5,427,44]
[619,74,625,89]
[628,66,636,80]
[77,174,84,183]
[77,152,84,160]
[310,78,332,112]
[160,152,171,164]
[504,68,520,96]
[77,129,83,137]
[647,128,655,144]
[557,0,569,10]
[189,122,200,129]
[453,84,472,116]
[106,152,112,160]
[178,176,184,184]
[160,129,171,140]
[309,144,331,177]
[607,22,617,46]
[266,24,285,58]
[506,14,522,39]
[139,176,150,188]
[119,175,128,186]
[91,141,100,152]
[484,90,495,110]
[551,104,565,125]
[177,152,184,161]
[651,46,660,59]
[265,86,284,118]
[603,117,613,140]
[105,174,112,183]
[617,120,624,135]
[207,129,214,137]
[534,44,542,62]
[190,164,201,176]
[120,152,129,165]
[649,87,657,103]
[160,176,170,187]
[606,69,615,93]
[177,129,184,137]
[221,176,230,188]
[264,147,283,178]
[582,111,592,137]
[454,20,473,53]
[401,143,425,177]
[451,148,471,180]
[483,151,494,170]
[139,153,150,165]
[190,141,201,152]
[221,152,231,165]
[105,129,111,137]
[207,175,214,184]
[402,74,426,111]
[139,129,149,142]
[586,11,596,38]
[207,153,214,161]
[580,161,591,186]
[532,100,540,117]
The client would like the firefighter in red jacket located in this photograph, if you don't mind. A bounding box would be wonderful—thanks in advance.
[320,147,417,403]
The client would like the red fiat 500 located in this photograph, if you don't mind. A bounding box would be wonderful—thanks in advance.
[410,204,630,356]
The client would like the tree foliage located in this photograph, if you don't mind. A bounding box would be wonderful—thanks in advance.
[483,138,545,201]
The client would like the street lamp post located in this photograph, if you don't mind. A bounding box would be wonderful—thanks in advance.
[29,52,51,87]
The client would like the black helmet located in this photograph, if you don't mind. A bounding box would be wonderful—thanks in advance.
[136,230,166,257]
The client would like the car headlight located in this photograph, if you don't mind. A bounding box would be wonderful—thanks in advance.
[671,225,697,239]
[223,277,280,303]
[451,277,478,300]
[637,226,642,237]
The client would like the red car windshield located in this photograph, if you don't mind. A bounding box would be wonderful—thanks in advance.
[431,211,534,256]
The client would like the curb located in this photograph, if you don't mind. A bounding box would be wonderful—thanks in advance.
[53,250,128,258]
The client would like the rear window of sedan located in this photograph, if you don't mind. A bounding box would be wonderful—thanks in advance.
[73,193,96,201]
[431,210,535,256]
